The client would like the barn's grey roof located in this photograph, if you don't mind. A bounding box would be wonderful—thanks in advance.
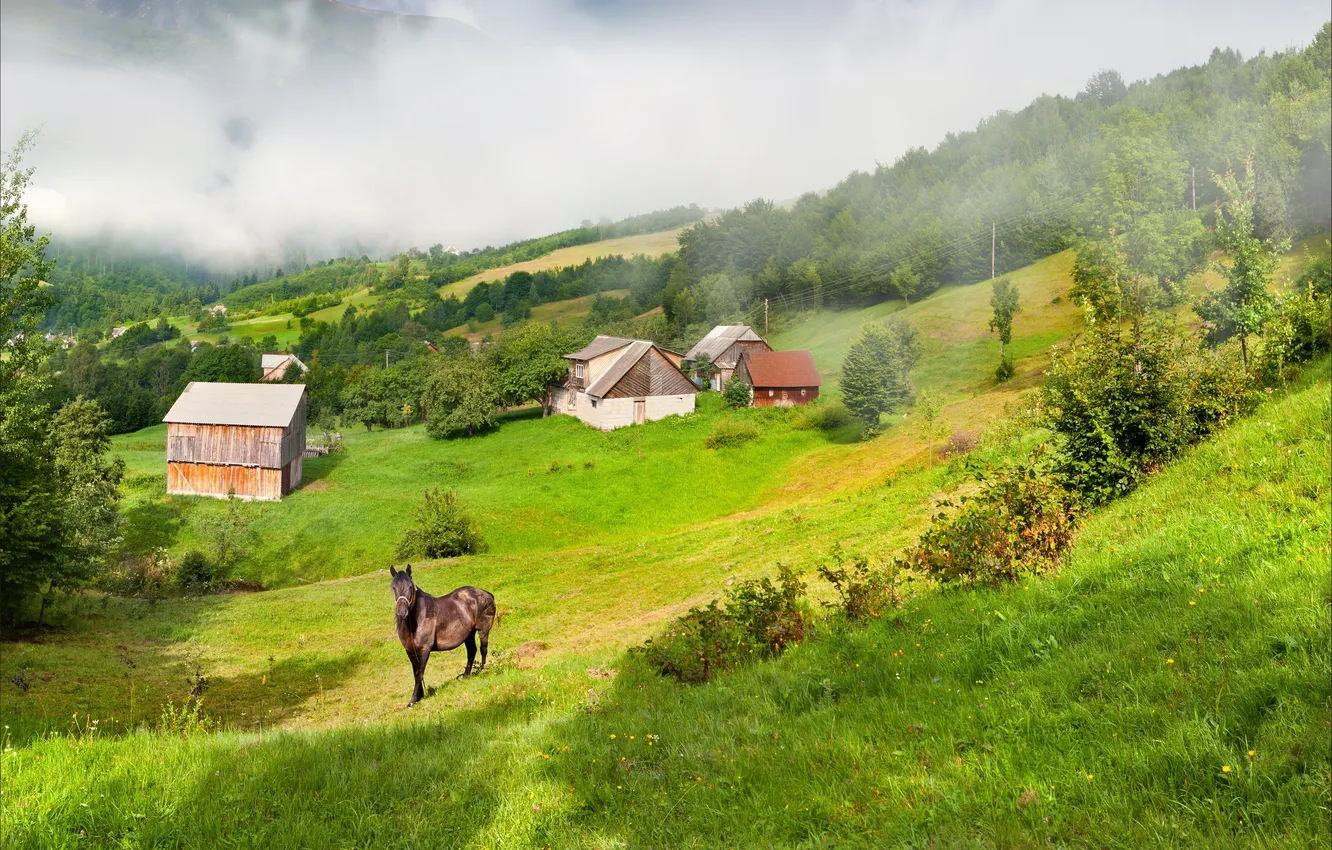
[164,382,306,427]
[684,325,765,362]
[584,341,653,398]
[565,335,635,361]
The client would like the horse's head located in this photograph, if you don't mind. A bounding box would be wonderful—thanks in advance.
[388,564,417,619]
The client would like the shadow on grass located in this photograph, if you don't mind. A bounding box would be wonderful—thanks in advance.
[121,482,187,553]
[298,449,347,485]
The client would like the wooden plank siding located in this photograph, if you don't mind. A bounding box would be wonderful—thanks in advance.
[164,397,305,501]
[604,348,696,398]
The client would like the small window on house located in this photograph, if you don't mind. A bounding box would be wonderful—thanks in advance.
[575,362,585,379]
[800,388,807,397]
[768,389,774,397]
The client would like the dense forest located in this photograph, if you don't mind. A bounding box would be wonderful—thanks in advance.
[662,33,1330,325]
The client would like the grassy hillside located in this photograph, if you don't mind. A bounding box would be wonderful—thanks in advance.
[2,360,1326,848]
[439,228,684,299]
[446,289,630,341]
[111,394,842,587]
[106,248,1088,591]
[772,250,1080,393]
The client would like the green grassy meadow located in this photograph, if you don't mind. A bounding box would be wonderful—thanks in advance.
[112,393,838,587]
[5,243,1329,847]
[2,362,1327,848]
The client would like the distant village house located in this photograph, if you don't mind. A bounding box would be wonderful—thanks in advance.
[206,304,228,315]
[683,325,772,390]
[163,382,307,501]
[110,326,128,339]
[735,349,821,407]
[550,335,697,430]
[261,353,309,382]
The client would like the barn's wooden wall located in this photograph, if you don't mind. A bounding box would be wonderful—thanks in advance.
[165,396,306,500]
[167,423,285,467]
[168,462,282,501]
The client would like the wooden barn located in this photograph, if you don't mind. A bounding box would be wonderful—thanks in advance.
[683,325,772,390]
[163,382,307,501]
[735,349,821,407]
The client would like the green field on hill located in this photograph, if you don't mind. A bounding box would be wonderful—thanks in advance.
[2,360,1326,848]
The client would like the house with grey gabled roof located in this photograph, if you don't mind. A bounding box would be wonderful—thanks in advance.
[682,324,772,390]
[549,335,697,430]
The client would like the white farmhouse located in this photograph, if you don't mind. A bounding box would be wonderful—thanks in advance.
[549,335,697,430]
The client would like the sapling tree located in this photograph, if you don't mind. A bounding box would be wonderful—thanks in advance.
[1194,155,1290,368]
[988,277,1021,381]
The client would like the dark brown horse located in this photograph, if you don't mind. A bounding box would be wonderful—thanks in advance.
[389,564,497,707]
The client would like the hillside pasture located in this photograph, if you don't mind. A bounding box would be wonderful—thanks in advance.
[439,228,683,300]
[2,361,1326,848]
[444,289,630,340]
[109,394,835,588]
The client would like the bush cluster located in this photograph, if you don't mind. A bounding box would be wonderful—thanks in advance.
[396,488,485,559]
[720,378,753,408]
[1042,321,1258,504]
[898,460,1078,585]
[637,565,807,683]
[817,543,930,621]
[705,418,760,449]
[792,400,856,432]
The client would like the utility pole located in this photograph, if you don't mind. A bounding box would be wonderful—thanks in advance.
[1192,166,1196,211]
[991,222,996,280]
[764,298,769,337]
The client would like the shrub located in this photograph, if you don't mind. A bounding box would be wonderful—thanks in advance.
[1257,282,1331,385]
[995,356,1015,382]
[637,565,807,683]
[395,488,485,559]
[898,460,1077,585]
[1042,320,1257,503]
[175,550,218,593]
[942,429,980,459]
[793,400,856,432]
[721,378,752,408]
[816,543,925,621]
[99,548,176,598]
[705,418,759,449]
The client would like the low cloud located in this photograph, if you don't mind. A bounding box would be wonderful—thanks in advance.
[1,0,1325,266]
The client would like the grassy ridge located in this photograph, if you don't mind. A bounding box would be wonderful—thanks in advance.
[3,362,1326,848]
[439,229,684,299]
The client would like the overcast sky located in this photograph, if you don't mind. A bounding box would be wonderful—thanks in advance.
[1,0,1327,264]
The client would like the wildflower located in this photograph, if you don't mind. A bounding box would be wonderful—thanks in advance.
[1166,659,1175,665]
[609,734,616,739]
[1222,765,1231,774]
[1086,774,1094,781]
[1189,601,1196,607]
[1248,750,1255,757]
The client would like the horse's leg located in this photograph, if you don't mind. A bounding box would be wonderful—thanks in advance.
[462,631,477,678]
[415,646,432,702]
[405,647,422,707]
[478,623,490,672]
